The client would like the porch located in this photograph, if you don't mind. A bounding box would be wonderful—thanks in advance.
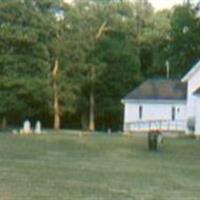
[124,120,187,133]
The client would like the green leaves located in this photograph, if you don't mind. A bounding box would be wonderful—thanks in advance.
[0,0,199,129]
[0,0,52,122]
[169,4,200,76]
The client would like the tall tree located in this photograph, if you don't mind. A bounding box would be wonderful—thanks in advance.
[0,0,51,126]
[28,0,79,130]
[169,4,200,76]
[66,1,112,131]
[139,10,171,77]
[69,0,141,130]
[133,0,155,78]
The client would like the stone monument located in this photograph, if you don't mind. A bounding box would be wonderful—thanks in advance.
[22,120,31,134]
[35,121,42,134]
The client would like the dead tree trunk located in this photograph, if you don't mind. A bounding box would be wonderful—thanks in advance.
[89,90,95,132]
[81,112,88,130]
[87,21,108,132]
[52,59,60,131]
[1,117,7,129]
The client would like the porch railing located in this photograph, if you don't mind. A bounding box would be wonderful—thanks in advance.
[124,120,187,132]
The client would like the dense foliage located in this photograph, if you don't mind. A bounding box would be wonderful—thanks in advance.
[0,0,199,130]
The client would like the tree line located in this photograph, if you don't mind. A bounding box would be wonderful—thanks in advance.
[0,0,200,131]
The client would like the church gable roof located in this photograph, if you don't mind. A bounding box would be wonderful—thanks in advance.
[124,79,187,101]
[182,59,200,82]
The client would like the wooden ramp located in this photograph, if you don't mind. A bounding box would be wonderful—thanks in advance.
[124,120,187,133]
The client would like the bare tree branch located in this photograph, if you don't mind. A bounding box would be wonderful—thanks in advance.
[95,21,108,40]
[52,59,59,78]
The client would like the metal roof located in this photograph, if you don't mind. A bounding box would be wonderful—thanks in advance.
[124,79,187,101]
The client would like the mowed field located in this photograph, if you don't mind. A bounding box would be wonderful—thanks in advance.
[0,133,199,200]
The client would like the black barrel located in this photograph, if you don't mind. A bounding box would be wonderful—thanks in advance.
[148,130,162,151]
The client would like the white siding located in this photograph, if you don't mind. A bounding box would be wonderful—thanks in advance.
[186,66,200,118]
[195,96,200,135]
[183,62,200,135]
[123,101,187,132]
[124,101,186,122]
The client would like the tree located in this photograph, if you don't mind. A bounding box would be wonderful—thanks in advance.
[133,0,155,78]
[0,0,51,126]
[134,0,154,35]
[65,1,112,131]
[68,0,142,131]
[139,10,171,77]
[95,30,141,130]
[169,4,200,77]
[26,0,79,130]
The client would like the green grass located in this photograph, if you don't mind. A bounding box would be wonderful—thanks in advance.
[0,133,199,200]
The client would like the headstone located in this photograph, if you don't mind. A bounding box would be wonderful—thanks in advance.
[107,128,111,135]
[12,129,18,135]
[35,121,42,134]
[23,120,31,134]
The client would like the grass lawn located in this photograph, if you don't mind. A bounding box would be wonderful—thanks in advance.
[0,133,199,200]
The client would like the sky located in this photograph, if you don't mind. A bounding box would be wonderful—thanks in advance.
[150,0,198,10]
[151,0,183,10]
[64,0,199,11]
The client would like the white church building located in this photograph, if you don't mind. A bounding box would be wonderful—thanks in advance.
[122,59,200,135]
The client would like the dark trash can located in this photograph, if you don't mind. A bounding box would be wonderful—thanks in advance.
[148,130,162,151]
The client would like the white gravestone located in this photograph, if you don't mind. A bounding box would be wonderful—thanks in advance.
[35,121,42,134]
[23,120,31,134]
